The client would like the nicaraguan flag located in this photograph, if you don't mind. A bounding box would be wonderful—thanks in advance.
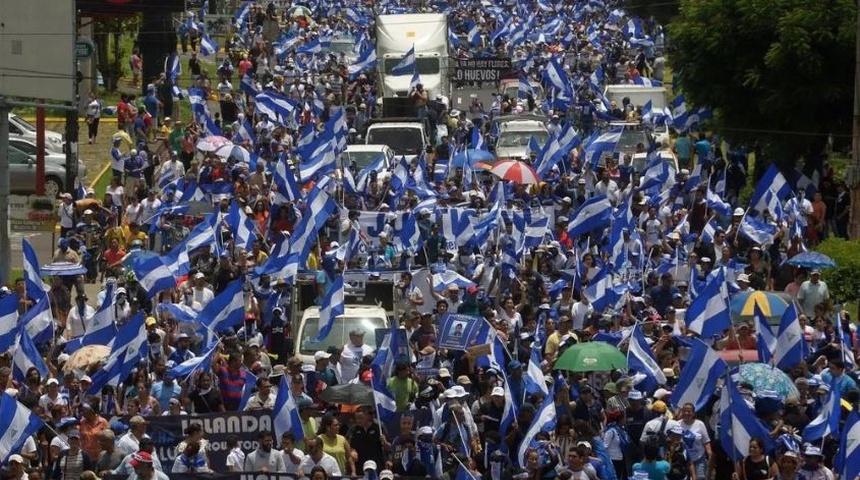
[542,57,569,91]
[390,44,416,76]
[170,343,217,381]
[314,276,345,342]
[199,279,246,346]
[200,34,218,56]
[409,68,421,91]
[273,375,305,442]
[583,127,622,168]
[297,36,324,55]
[633,76,662,87]
[685,267,731,337]
[739,214,779,247]
[567,195,612,238]
[525,346,549,396]
[272,157,302,204]
[121,251,176,299]
[12,326,48,383]
[803,379,841,442]
[583,266,624,312]
[65,282,117,353]
[706,186,732,217]
[750,164,790,213]
[0,392,44,462]
[754,302,776,364]
[719,373,775,461]
[835,410,860,480]
[165,52,181,83]
[516,394,557,467]
[86,312,147,395]
[776,302,807,368]
[289,187,337,263]
[348,47,377,80]
[467,23,481,47]
[21,295,53,345]
[0,296,18,353]
[22,239,49,301]
[669,337,726,411]
[224,201,258,251]
[627,324,666,393]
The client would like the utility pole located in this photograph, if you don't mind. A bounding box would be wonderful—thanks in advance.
[850,0,860,238]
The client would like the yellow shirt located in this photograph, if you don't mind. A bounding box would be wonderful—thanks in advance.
[306,251,321,271]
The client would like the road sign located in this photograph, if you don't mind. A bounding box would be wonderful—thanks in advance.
[76,39,95,59]
[9,195,58,232]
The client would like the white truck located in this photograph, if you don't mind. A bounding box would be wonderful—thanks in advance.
[376,13,450,99]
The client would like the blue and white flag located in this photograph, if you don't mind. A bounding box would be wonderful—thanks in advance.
[633,77,662,87]
[255,91,296,125]
[803,379,841,442]
[87,312,147,395]
[370,327,398,422]
[835,410,860,480]
[686,267,731,337]
[627,324,666,394]
[348,47,378,80]
[21,295,53,345]
[199,280,246,346]
[409,68,421,91]
[669,338,726,411]
[121,251,176,299]
[22,239,49,301]
[567,195,612,238]
[754,303,776,364]
[720,374,775,461]
[165,52,181,83]
[516,393,557,467]
[739,214,779,247]
[525,346,549,396]
[289,187,338,264]
[776,302,806,369]
[0,296,17,353]
[518,76,534,100]
[240,75,259,97]
[169,343,217,380]
[298,137,337,181]
[12,327,48,383]
[706,186,732,217]
[750,165,791,214]
[314,276,345,342]
[0,393,44,462]
[390,44,416,76]
[65,282,117,353]
[224,201,258,251]
[583,127,622,167]
[583,266,624,312]
[467,22,481,47]
[542,57,569,91]
[200,34,218,56]
[273,375,304,442]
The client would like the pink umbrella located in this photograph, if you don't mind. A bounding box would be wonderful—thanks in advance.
[489,159,540,184]
[196,135,233,152]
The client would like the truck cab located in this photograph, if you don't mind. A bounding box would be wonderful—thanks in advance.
[290,271,398,365]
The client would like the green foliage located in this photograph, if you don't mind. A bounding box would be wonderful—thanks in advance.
[816,238,860,304]
[625,0,679,26]
[668,0,855,165]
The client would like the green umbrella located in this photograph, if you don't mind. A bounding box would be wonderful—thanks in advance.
[555,342,627,372]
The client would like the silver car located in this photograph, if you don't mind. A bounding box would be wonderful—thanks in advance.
[8,138,88,197]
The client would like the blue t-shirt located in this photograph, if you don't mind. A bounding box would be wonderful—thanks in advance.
[633,461,671,480]
[144,94,159,118]
[674,137,692,159]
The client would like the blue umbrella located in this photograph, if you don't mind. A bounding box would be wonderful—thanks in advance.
[450,148,495,168]
[785,251,836,269]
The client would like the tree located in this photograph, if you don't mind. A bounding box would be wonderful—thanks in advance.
[625,0,679,26]
[668,0,855,171]
[93,16,140,92]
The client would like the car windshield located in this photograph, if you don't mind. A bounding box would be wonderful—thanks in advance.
[329,41,355,55]
[11,115,36,132]
[10,140,38,155]
[366,128,423,156]
[383,57,441,75]
[497,131,548,148]
[616,129,650,152]
[299,316,387,354]
[346,151,385,170]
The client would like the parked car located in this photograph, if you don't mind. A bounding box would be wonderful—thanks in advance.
[8,113,65,153]
[7,139,87,197]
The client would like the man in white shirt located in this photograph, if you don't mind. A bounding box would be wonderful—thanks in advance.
[298,437,342,477]
[277,432,304,475]
[117,416,149,456]
[39,378,68,410]
[340,330,374,383]
[139,190,162,250]
[191,272,214,308]
[244,431,286,472]
[797,269,830,317]
[67,293,96,338]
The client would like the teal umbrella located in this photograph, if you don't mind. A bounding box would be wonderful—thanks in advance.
[737,363,799,400]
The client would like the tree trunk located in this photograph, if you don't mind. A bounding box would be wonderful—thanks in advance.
[94,25,119,91]
[139,12,177,96]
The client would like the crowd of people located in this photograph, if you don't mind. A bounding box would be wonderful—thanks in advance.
[2,1,857,480]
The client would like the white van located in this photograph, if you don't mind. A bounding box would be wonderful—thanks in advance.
[493,118,549,161]
[295,305,390,365]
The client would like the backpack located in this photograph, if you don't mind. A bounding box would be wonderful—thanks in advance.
[666,447,688,480]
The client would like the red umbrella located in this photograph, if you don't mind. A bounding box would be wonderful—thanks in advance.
[489,160,540,184]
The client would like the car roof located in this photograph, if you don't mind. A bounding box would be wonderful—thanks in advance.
[494,114,547,124]
[346,144,391,152]
[500,121,548,132]
[367,122,424,129]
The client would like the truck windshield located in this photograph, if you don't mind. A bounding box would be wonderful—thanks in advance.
[497,131,548,148]
[299,317,387,354]
[367,127,423,156]
[346,151,386,170]
[383,57,441,75]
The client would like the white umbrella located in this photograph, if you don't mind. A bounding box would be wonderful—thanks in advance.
[214,144,252,162]
[196,136,233,152]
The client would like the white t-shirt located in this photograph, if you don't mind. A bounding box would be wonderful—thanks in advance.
[226,447,245,471]
[299,453,342,476]
[277,448,305,475]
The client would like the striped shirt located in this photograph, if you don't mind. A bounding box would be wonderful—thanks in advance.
[216,366,248,411]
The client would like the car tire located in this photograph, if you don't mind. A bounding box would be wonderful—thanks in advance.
[44,176,62,198]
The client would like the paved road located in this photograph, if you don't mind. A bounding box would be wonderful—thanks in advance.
[10,231,104,299]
